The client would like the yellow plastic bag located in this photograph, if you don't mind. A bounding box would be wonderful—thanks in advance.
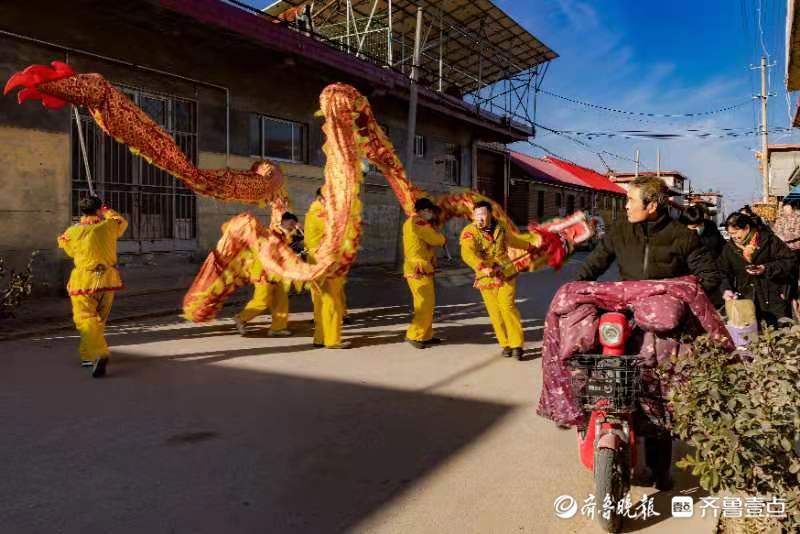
[725,299,757,327]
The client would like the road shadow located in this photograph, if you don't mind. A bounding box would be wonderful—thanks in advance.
[0,348,515,534]
[620,441,711,532]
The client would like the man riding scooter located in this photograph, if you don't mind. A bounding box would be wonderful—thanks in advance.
[575,176,721,294]
[558,176,722,492]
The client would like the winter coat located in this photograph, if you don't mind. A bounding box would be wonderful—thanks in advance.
[696,220,725,257]
[575,212,721,294]
[719,231,798,326]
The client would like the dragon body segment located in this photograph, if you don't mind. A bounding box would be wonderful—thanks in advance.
[6,61,591,322]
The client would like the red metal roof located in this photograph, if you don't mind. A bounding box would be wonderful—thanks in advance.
[509,152,589,188]
[544,157,626,195]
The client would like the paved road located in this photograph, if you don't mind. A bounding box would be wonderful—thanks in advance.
[1,257,716,533]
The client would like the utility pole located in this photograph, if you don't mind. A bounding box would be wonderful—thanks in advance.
[635,149,640,177]
[759,56,770,203]
[397,6,423,269]
[656,148,661,177]
[405,6,423,174]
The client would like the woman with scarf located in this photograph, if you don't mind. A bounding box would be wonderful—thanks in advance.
[719,212,797,326]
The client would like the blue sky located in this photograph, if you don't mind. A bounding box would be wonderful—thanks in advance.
[244,0,798,211]
[498,0,798,211]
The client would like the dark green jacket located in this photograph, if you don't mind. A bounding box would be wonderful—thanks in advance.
[576,213,721,293]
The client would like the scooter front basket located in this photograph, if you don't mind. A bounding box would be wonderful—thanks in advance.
[567,354,642,413]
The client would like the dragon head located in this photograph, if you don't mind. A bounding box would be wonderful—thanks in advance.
[4,60,75,109]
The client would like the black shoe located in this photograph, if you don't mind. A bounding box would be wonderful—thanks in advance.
[326,341,352,349]
[406,338,427,349]
[91,357,108,378]
[342,316,353,325]
[511,347,528,361]
[312,342,325,348]
[501,347,512,357]
[80,360,93,368]
[423,337,442,346]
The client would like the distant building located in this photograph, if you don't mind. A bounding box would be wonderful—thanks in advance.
[764,144,800,198]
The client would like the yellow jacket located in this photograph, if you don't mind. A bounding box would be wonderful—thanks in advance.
[57,208,128,295]
[403,215,445,278]
[460,221,530,289]
[304,199,326,265]
[250,224,297,283]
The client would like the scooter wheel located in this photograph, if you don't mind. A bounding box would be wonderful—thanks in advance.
[595,447,629,533]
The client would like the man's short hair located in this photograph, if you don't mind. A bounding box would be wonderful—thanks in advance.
[414,197,436,212]
[315,187,323,198]
[791,200,800,211]
[629,176,668,208]
[79,196,102,215]
[682,205,705,226]
[281,211,298,222]
[473,200,493,211]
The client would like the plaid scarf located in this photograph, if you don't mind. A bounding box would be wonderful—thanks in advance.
[734,229,760,263]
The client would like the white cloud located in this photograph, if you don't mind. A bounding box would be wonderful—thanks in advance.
[509,0,800,207]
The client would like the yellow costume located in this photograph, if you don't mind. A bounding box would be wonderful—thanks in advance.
[234,234,290,333]
[460,221,528,349]
[57,208,128,362]
[305,199,346,347]
[403,215,446,342]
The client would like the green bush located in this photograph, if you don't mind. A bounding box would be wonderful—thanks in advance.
[0,252,36,319]
[666,327,800,531]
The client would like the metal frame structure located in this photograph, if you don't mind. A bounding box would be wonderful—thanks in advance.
[256,0,556,133]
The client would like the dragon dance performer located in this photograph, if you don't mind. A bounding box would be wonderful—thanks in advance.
[460,200,531,361]
[233,212,301,337]
[403,198,446,349]
[57,196,128,377]
[305,189,350,349]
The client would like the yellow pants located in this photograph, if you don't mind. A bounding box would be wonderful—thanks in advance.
[479,278,524,349]
[406,275,435,342]
[312,276,345,346]
[235,282,289,332]
[340,281,348,317]
[70,291,114,361]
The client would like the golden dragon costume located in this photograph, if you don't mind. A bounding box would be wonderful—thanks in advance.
[5,61,592,322]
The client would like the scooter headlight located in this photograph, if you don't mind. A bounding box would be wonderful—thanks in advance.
[599,323,622,346]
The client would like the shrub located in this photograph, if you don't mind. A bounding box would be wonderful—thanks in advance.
[666,327,800,531]
[0,252,36,318]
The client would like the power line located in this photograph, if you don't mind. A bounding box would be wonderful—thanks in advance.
[537,89,752,118]
[551,126,793,141]
[534,122,651,169]
[525,140,578,165]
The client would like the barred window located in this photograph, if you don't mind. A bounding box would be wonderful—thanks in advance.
[71,86,197,251]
